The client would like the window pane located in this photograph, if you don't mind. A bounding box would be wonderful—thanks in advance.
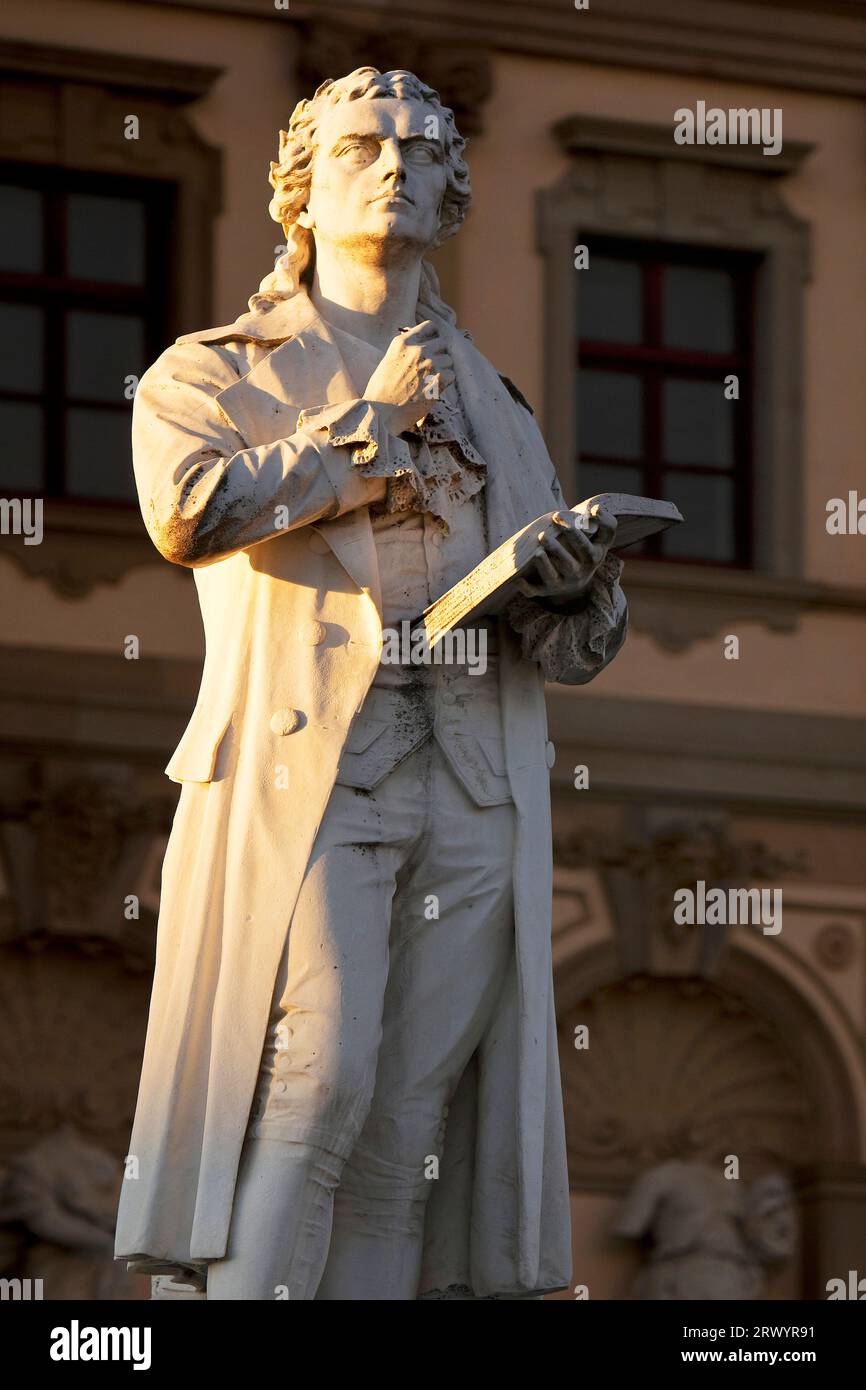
[578,370,643,459]
[66,408,136,500]
[66,194,146,285]
[663,378,734,468]
[577,463,643,504]
[0,402,44,490]
[660,470,735,563]
[579,256,642,344]
[0,304,43,391]
[66,312,145,403]
[0,185,42,273]
[663,265,735,353]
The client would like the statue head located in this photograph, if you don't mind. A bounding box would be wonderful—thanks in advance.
[742,1173,796,1263]
[266,67,471,292]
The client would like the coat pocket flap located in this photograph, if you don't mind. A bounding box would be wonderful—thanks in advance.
[342,716,389,756]
[165,710,234,784]
[478,736,508,777]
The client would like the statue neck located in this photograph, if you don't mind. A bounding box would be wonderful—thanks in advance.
[309,240,423,353]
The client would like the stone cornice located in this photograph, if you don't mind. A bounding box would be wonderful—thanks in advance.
[546,688,866,814]
[553,115,815,177]
[106,0,866,99]
[0,38,223,103]
[2,643,865,815]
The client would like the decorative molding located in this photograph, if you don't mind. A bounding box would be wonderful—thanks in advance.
[546,691,866,813]
[555,816,807,979]
[554,115,815,176]
[0,645,200,763]
[553,937,861,1194]
[559,975,814,1191]
[813,923,857,973]
[0,770,173,965]
[0,42,222,330]
[0,39,222,104]
[537,116,812,584]
[114,0,866,100]
[0,505,170,599]
[795,1161,866,1298]
[0,944,151,1160]
[622,559,866,653]
[294,21,493,136]
[0,41,223,595]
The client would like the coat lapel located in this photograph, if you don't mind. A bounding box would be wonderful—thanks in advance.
[204,293,382,612]
[183,290,561,618]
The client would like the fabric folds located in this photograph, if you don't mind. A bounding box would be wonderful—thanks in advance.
[298,397,487,532]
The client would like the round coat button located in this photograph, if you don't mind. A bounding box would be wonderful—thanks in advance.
[440,689,457,705]
[308,532,329,554]
[270,708,302,736]
[545,740,556,768]
[303,619,326,646]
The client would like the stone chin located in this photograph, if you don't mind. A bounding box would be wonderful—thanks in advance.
[326,226,435,263]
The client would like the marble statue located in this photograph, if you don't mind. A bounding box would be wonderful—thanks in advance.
[615,1160,796,1300]
[114,66,629,1300]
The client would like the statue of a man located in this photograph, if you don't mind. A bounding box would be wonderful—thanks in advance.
[115,66,628,1300]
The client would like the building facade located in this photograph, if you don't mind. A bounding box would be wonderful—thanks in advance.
[0,0,864,1299]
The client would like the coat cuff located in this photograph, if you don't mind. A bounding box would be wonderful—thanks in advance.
[295,398,397,513]
[297,399,410,473]
[503,552,627,683]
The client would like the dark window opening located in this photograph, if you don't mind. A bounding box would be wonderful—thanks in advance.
[0,166,175,504]
[576,237,758,568]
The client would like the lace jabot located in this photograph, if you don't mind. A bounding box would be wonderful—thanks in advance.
[297,394,486,534]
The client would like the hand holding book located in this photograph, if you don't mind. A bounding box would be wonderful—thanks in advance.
[413,492,684,651]
[515,502,618,610]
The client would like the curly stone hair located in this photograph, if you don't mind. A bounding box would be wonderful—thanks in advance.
[264,66,472,296]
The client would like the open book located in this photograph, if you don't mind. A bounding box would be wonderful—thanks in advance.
[414,492,683,650]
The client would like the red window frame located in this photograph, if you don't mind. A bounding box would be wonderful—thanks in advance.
[577,237,758,568]
[0,163,174,504]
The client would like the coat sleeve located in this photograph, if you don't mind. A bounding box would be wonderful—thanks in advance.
[132,340,389,568]
[502,447,629,686]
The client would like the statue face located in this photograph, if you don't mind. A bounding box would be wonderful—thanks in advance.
[299,97,447,258]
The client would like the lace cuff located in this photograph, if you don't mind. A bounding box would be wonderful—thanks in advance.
[504,552,627,684]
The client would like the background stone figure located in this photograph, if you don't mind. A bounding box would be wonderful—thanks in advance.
[0,1126,144,1300]
[615,1160,796,1300]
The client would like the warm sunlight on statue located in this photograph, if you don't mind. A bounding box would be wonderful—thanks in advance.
[115,67,628,1301]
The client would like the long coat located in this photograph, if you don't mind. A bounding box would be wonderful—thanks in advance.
[114,285,627,1298]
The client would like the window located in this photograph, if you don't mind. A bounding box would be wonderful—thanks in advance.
[0,167,174,504]
[577,238,758,567]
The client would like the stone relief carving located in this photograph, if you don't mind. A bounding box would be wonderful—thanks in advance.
[615,1160,796,1300]
[0,775,171,966]
[295,22,492,136]
[560,977,813,1192]
[0,945,150,1156]
[556,818,808,977]
[0,1125,147,1300]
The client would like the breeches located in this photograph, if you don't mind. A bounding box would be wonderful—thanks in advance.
[213,738,516,1298]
